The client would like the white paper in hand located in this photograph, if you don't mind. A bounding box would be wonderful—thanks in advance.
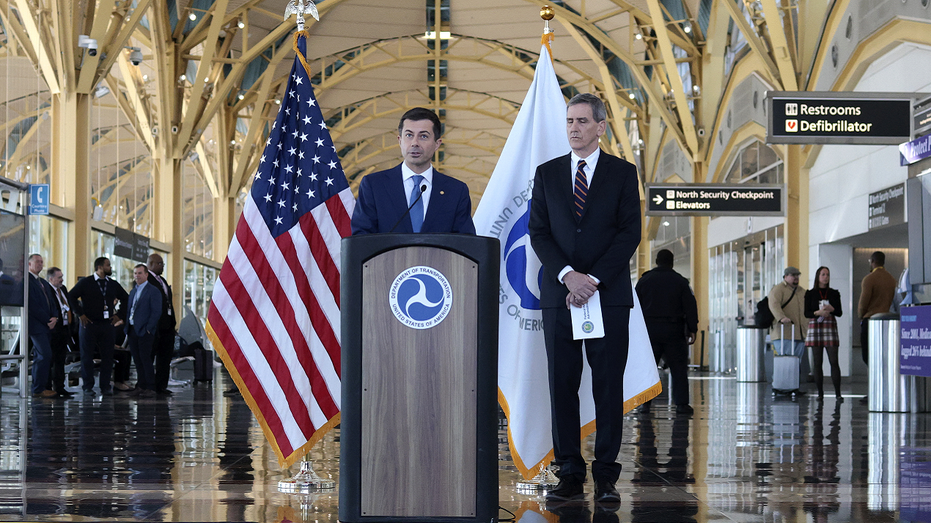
[571,290,605,340]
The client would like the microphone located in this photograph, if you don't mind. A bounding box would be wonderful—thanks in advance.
[389,184,427,233]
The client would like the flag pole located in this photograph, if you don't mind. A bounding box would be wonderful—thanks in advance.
[512,6,560,494]
[273,0,335,495]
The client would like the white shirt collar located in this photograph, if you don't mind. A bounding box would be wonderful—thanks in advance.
[94,273,106,281]
[401,162,434,185]
[570,148,601,173]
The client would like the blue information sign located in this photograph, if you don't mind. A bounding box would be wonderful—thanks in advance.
[900,305,931,377]
[28,184,49,215]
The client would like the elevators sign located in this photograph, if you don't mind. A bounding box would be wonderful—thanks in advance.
[646,184,783,216]
[766,91,912,145]
[868,184,905,231]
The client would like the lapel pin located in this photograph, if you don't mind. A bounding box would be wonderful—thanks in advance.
[440,190,445,195]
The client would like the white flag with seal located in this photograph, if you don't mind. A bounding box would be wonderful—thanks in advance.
[473,36,661,479]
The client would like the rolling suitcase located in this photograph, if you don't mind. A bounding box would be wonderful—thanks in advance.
[192,342,213,383]
[772,323,800,396]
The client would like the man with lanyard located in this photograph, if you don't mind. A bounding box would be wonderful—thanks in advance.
[70,257,128,395]
[126,264,162,398]
[47,266,75,398]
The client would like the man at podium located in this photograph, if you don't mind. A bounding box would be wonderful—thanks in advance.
[529,93,641,505]
[350,107,475,235]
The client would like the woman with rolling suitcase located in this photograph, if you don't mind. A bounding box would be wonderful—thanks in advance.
[804,266,843,400]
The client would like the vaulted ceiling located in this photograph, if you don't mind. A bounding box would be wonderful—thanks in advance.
[0,0,819,226]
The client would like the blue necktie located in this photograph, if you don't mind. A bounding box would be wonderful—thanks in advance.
[409,175,424,233]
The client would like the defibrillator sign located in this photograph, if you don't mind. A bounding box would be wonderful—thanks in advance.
[767,91,913,145]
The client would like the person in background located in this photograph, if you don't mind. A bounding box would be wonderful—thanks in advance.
[804,266,843,400]
[857,250,897,404]
[147,253,176,396]
[27,254,57,398]
[126,264,162,399]
[46,267,75,398]
[636,249,699,415]
[768,266,808,392]
[70,257,128,396]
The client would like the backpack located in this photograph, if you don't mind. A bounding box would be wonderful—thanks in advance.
[754,297,775,328]
[754,287,798,328]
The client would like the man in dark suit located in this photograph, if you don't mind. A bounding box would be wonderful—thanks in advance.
[27,254,58,398]
[147,253,176,395]
[350,107,476,235]
[46,266,76,398]
[126,264,162,398]
[70,257,129,395]
[529,93,641,505]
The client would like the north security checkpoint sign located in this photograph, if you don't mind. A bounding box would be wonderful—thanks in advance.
[766,91,912,145]
[646,184,783,216]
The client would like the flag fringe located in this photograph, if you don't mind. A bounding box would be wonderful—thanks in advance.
[293,30,314,79]
[500,378,663,480]
[206,319,339,469]
[541,32,554,65]
[622,380,662,412]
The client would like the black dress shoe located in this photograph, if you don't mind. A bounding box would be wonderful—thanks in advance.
[546,476,585,500]
[594,479,620,503]
[155,389,173,396]
[56,391,74,399]
[675,404,694,415]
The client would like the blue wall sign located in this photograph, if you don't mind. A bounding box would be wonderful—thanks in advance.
[28,184,49,215]
[900,305,931,377]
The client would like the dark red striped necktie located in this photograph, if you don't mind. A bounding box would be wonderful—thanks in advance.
[574,159,588,220]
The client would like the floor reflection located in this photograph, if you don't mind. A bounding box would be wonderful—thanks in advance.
[0,368,924,522]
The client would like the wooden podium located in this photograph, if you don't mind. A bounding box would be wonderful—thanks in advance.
[339,234,499,523]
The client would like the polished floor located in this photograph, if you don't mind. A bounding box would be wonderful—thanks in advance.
[1,365,929,522]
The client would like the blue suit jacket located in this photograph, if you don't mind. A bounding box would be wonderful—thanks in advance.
[350,164,476,235]
[126,283,163,337]
[27,274,53,334]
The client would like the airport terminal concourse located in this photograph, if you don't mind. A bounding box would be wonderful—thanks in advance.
[2,0,931,521]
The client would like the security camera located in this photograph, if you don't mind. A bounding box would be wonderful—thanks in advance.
[78,35,98,56]
[151,126,158,135]
[171,125,179,134]
[128,47,143,66]
[697,127,706,137]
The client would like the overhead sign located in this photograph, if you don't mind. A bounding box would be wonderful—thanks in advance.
[901,134,931,166]
[114,227,134,259]
[28,184,49,215]
[133,234,150,262]
[868,184,905,231]
[646,184,783,216]
[766,91,913,145]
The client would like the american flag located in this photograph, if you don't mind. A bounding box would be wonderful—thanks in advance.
[206,31,354,467]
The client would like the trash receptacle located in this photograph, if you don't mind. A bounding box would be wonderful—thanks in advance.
[869,312,931,412]
[736,326,766,382]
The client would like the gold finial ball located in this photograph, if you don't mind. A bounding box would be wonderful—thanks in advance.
[540,5,555,21]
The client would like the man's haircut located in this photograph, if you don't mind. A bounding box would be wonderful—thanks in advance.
[567,93,607,122]
[134,263,148,272]
[871,251,886,266]
[94,257,109,270]
[398,107,442,139]
[655,249,674,267]
[28,253,41,262]
[47,267,62,278]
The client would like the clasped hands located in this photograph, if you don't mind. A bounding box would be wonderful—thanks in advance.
[564,271,598,308]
